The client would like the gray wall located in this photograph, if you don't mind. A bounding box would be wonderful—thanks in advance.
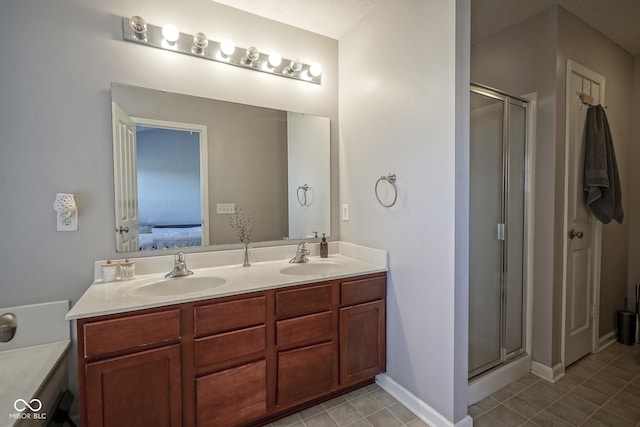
[0,0,338,394]
[0,0,338,309]
[340,0,470,422]
[471,6,634,369]
[137,128,201,226]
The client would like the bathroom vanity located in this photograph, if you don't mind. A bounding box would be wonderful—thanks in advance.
[67,242,387,427]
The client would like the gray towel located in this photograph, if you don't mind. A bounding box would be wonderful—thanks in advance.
[583,105,623,224]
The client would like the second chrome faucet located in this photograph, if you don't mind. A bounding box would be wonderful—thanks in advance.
[289,242,310,264]
[166,251,194,278]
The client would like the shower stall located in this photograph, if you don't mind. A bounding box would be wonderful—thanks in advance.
[468,84,529,380]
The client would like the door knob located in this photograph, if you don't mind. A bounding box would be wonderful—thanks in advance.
[116,226,130,234]
[569,229,584,239]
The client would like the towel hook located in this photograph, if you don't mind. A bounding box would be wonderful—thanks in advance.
[375,173,397,207]
[296,184,309,206]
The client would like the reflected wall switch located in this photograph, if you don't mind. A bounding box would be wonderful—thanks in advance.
[342,203,350,221]
[216,203,235,214]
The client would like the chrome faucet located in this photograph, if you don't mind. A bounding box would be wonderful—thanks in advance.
[290,242,310,263]
[166,251,194,278]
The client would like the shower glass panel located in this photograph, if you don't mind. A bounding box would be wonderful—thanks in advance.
[469,85,527,379]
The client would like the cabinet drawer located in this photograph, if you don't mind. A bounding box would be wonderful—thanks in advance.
[196,360,267,427]
[276,283,333,319]
[341,275,386,306]
[195,325,266,367]
[194,296,265,336]
[83,309,180,358]
[277,311,332,349]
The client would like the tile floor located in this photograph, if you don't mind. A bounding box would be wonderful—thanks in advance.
[470,342,640,426]
[270,342,639,427]
[266,383,428,427]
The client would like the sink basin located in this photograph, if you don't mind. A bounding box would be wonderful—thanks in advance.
[280,261,343,276]
[129,276,226,297]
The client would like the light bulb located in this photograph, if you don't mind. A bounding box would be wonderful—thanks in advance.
[220,39,235,57]
[309,63,322,77]
[129,16,147,40]
[192,32,208,54]
[286,58,303,74]
[268,52,282,68]
[193,32,208,49]
[242,46,260,65]
[162,24,179,43]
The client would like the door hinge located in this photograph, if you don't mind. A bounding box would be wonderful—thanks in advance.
[497,223,505,241]
[590,305,598,319]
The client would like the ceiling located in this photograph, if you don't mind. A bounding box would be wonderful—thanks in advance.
[214,0,640,56]
[213,0,381,40]
[471,0,640,56]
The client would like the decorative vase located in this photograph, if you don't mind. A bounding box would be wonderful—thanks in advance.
[242,242,251,267]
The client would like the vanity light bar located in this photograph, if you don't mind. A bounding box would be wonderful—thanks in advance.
[121,16,322,85]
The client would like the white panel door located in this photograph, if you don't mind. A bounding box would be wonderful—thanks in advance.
[112,102,139,252]
[564,62,604,366]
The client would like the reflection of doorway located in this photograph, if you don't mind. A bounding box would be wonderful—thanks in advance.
[132,117,209,249]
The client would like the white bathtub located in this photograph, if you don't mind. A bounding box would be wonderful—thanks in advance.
[0,301,70,427]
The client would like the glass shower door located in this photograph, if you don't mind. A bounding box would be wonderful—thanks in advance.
[468,86,527,378]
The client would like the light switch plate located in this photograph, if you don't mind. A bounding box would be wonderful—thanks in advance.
[342,203,350,221]
[216,203,235,214]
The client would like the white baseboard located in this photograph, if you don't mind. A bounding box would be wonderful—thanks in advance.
[530,361,564,383]
[376,374,473,427]
[598,330,617,351]
[467,355,531,405]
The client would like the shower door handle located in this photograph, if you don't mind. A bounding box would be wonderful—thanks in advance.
[569,228,583,239]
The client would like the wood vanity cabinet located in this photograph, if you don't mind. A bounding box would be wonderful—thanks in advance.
[78,309,183,427]
[275,282,338,408]
[193,295,268,427]
[340,275,387,385]
[77,272,386,427]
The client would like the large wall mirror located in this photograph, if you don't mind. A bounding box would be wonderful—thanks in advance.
[111,83,330,252]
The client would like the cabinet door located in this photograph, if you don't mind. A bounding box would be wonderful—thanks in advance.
[196,360,267,427]
[85,345,182,427]
[277,342,334,408]
[340,300,386,385]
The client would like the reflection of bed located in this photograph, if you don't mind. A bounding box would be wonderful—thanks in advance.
[139,225,202,250]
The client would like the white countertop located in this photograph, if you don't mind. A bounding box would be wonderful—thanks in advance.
[66,242,388,320]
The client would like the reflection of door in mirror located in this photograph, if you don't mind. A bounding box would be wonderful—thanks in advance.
[131,117,208,252]
[112,102,139,252]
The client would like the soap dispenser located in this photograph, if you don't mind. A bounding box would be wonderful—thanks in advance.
[320,233,328,258]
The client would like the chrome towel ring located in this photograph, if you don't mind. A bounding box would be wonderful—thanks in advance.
[297,184,310,206]
[375,173,397,207]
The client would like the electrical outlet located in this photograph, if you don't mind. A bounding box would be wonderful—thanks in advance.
[216,203,235,214]
[342,203,350,221]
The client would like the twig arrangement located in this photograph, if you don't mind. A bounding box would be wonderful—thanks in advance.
[229,208,255,245]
